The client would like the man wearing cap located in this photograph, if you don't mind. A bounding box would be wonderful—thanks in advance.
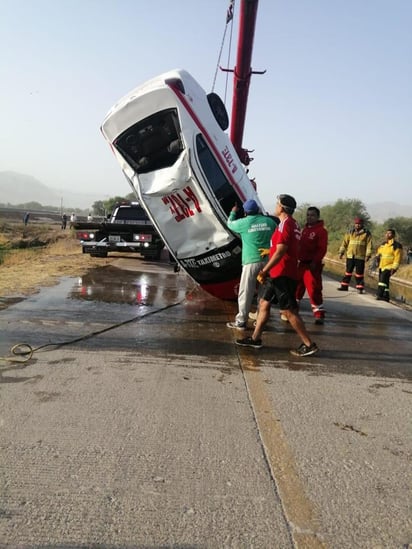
[226,199,277,330]
[338,217,372,294]
[236,194,319,357]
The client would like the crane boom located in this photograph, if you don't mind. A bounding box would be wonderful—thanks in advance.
[229,0,263,166]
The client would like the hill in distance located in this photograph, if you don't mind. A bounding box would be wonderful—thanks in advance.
[0,171,411,222]
[0,171,102,210]
[366,202,412,223]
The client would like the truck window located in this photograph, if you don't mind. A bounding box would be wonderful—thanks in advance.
[195,134,239,216]
[114,207,149,221]
[114,108,183,174]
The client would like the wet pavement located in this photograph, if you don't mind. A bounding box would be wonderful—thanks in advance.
[1,258,411,379]
[0,257,411,548]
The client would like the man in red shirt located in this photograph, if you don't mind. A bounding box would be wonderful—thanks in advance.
[296,206,328,324]
[236,194,319,357]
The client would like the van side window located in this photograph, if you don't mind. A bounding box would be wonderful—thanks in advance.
[195,134,239,215]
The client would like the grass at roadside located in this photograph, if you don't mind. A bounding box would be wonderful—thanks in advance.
[395,264,412,280]
[0,224,112,298]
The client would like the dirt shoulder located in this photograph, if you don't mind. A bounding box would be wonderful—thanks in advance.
[0,223,114,300]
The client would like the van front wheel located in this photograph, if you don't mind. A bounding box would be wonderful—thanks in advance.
[207,93,229,131]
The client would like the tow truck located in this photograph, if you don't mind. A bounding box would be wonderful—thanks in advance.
[74,201,165,260]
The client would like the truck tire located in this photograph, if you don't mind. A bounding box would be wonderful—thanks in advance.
[90,251,108,258]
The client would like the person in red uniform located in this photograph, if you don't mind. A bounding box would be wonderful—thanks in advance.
[296,206,328,324]
[236,194,319,357]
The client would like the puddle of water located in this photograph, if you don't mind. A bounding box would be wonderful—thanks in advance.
[1,265,188,315]
[71,266,188,307]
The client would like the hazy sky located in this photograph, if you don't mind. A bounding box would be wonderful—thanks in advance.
[1,0,411,211]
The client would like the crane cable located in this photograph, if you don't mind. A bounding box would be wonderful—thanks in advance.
[212,0,235,105]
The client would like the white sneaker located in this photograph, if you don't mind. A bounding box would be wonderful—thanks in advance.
[248,311,258,320]
[226,321,246,330]
[280,314,289,322]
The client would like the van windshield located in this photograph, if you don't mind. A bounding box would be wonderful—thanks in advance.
[114,109,183,174]
[195,134,239,216]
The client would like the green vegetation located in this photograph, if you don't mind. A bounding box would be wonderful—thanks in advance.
[0,200,87,216]
[3,195,411,269]
[91,194,412,263]
[295,198,412,256]
[91,193,136,217]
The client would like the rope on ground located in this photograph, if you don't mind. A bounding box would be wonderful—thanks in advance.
[0,300,184,365]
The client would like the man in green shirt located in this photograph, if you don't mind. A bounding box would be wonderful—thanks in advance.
[226,199,277,329]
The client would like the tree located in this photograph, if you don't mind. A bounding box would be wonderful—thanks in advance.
[103,196,129,216]
[292,198,371,254]
[382,217,412,246]
[320,199,370,249]
[294,202,311,228]
[92,200,106,216]
[92,193,140,217]
[323,198,369,229]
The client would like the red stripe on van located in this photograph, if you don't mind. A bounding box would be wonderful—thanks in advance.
[167,81,246,202]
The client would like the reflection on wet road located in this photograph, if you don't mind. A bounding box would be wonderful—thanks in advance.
[0,262,194,354]
[72,265,188,306]
[0,261,411,380]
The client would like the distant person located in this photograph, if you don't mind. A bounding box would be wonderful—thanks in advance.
[61,213,67,230]
[23,212,30,226]
[407,246,412,265]
[337,217,372,294]
[69,212,77,228]
[296,206,328,324]
[375,228,403,302]
[87,213,93,221]
[226,199,277,329]
[236,194,319,357]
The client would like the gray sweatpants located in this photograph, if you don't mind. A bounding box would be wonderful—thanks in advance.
[235,260,267,324]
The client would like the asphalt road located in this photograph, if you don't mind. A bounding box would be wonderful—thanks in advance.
[0,255,411,548]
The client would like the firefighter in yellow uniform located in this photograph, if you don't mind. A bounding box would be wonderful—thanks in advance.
[338,217,372,294]
[375,228,403,302]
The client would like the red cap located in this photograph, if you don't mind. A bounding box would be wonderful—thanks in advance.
[354,217,363,223]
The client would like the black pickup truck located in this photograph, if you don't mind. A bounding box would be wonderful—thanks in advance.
[74,202,165,260]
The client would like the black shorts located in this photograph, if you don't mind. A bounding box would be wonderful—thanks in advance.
[260,276,298,310]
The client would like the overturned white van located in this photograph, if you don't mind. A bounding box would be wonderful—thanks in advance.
[101,69,265,300]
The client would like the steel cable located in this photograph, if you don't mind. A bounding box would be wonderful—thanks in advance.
[0,300,184,365]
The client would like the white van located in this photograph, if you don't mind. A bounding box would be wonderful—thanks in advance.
[101,69,265,300]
